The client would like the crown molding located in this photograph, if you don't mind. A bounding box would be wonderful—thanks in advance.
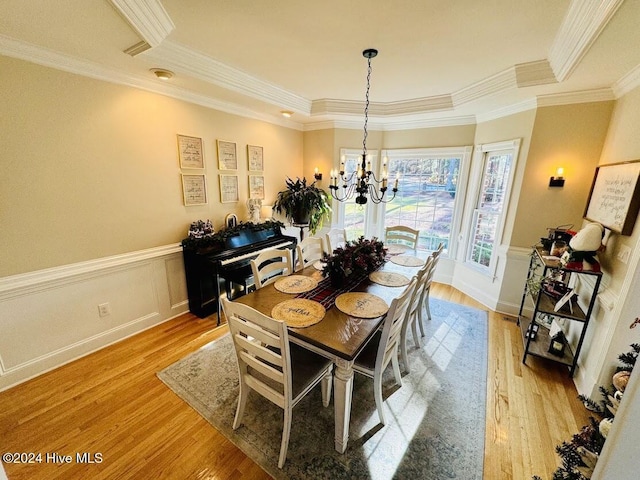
[140,40,311,114]
[303,114,476,132]
[452,68,516,106]
[311,95,454,117]
[515,59,557,87]
[0,34,302,131]
[548,0,624,82]
[536,88,615,107]
[612,63,640,98]
[108,0,174,48]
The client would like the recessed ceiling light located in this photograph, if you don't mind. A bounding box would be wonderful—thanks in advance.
[150,68,174,80]
[280,110,294,118]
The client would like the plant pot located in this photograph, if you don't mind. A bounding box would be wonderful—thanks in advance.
[292,205,310,225]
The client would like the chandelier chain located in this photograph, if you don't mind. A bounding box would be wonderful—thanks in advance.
[362,56,372,158]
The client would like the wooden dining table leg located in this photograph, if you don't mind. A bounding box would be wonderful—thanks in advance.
[333,358,354,453]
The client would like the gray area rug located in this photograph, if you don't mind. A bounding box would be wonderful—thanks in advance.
[158,298,488,480]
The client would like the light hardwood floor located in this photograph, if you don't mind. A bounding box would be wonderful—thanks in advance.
[0,284,592,479]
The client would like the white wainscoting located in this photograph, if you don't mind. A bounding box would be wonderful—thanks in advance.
[0,244,189,391]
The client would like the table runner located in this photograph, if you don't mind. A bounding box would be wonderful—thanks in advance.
[295,272,368,310]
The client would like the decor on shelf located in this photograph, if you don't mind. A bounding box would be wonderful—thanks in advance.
[560,221,607,272]
[181,219,284,252]
[321,236,386,287]
[328,48,398,205]
[273,177,331,234]
[548,330,567,356]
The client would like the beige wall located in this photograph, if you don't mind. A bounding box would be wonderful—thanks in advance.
[0,56,303,277]
[511,102,614,247]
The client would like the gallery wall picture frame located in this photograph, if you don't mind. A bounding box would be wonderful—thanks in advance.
[584,160,640,235]
[177,134,204,169]
[217,139,238,170]
[219,174,239,203]
[247,145,264,171]
[181,173,208,206]
[249,174,265,199]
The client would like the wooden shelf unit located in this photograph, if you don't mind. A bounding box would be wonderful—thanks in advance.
[517,247,602,376]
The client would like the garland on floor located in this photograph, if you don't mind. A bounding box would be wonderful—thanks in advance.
[533,343,638,480]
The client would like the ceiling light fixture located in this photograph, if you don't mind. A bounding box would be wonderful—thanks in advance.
[150,68,173,80]
[280,110,294,118]
[329,49,398,205]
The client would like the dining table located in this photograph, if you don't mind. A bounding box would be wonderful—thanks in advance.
[234,250,425,453]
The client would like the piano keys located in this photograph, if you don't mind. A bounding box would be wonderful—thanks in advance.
[182,223,297,323]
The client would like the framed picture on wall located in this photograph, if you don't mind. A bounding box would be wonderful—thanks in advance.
[177,134,204,169]
[584,160,640,235]
[219,174,239,203]
[249,175,265,199]
[181,174,208,205]
[247,145,264,171]
[217,140,237,170]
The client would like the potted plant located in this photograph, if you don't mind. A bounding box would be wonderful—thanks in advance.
[321,236,387,287]
[273,177,331,234]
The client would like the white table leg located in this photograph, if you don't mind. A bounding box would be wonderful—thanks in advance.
[333,358,354,453]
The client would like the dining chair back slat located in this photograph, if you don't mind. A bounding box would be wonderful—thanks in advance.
[324,228,347,253]
[296,236,325,271]
[353,276,417,425]
[385,225,420,250]
[423,242,444,321]
[400,256,434,372]
[250,248,293,289]
[222,297,333,468]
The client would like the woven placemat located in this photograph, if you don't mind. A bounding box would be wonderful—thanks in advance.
[271,299,326,327]
[390,255,425,267]
[334,293,389,319]
[274,275,319,294]
[369,271,411,287]
[385,244,411,255]
[313,260,326,271]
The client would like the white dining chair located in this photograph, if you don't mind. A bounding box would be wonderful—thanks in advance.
[250,248,293,289]
[296,236,325,271]
[423,242,444,323]
[324,228,347,253]
[400,256,434,373]
[352,276,417,425]
[222,297,333,468]
[385,225,420,250]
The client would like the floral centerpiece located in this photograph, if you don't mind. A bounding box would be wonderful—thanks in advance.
[321,236,387,286]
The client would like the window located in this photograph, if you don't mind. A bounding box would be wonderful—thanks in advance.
[335,149,378,240]
[466,140,520,272]
[382,147,472,255]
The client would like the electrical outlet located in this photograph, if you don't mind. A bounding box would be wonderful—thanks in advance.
[98,302,111,317]
[617,245,631,264]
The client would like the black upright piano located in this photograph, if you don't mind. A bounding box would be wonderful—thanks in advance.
[182,223,297,323]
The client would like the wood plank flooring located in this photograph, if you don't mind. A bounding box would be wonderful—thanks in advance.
[0,284,592,479]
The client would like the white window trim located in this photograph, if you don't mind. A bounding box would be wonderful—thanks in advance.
[380,146,472,257]
[463,138,521,277]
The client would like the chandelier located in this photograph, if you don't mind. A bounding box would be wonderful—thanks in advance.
[329,48,399,205]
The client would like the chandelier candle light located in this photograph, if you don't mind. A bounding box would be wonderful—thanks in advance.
[329,48,399,205]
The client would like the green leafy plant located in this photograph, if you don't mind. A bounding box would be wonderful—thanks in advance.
[181,219,285,251]
[273,177,331,234]
[321,236,386,284]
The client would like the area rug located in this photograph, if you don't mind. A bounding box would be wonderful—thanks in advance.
[157,298,488,480]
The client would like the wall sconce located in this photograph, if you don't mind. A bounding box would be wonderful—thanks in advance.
[549,167,565,187]
[314,167,323,181]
